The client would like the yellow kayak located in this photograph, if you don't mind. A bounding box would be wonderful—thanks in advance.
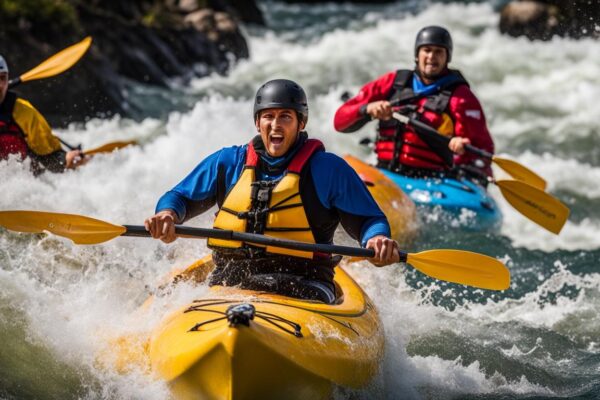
[117,256,385,400]
[344,155,417,242]
[105,157,406,398]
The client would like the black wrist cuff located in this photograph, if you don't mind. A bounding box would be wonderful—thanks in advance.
[359,104,368,116]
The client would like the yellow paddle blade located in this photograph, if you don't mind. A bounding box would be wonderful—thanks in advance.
[84,140,137,156]
[20,37,92,82]
[496,180,569,234]
[0,210,125,244]
[493,156,547,191]
[407,249,510,291]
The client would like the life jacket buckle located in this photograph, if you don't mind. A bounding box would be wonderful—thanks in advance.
[251,181,276,202]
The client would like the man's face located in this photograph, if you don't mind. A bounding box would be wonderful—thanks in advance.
[417,45,448,80]
[255,108,305,157]
[0,72,8,103]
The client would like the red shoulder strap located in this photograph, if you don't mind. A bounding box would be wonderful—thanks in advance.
[288,139,325,174]
[245,138,325,172]
[245,140,259,167]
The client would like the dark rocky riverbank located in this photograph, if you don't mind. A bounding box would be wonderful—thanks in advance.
[2,0,597,126]
[0,0,263,126]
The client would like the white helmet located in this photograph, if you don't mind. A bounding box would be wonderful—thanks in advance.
[0,55,8,73]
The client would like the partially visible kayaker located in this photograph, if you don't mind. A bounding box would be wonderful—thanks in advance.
[0,54,89,174]
[334,26,495,184]
[145,79,400,304]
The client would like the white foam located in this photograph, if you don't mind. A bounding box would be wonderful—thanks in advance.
[505,152,600,198]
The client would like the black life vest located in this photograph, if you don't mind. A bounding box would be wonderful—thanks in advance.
[375,69,469,172]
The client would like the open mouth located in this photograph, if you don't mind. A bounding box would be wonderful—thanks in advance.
[270,134,284,145]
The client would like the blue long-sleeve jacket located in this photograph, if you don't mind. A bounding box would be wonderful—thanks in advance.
[156,144,390,247]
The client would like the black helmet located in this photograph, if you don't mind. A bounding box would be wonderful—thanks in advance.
[414,26,453,62]
[253,79,308,124]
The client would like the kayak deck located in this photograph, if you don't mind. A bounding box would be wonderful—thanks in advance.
[115,256,384,400]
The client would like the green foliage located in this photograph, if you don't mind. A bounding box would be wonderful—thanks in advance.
[141,1,181,28]
[0,0,79,34]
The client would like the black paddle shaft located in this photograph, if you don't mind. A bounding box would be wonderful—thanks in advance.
[122,225,378,258]
[8,77,21,89]
[392,112,493,160]
[57,137,80,151]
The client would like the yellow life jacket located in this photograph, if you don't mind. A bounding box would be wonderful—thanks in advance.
[1,92,62,160]
[11,94,62,156]
[208,138,324,259]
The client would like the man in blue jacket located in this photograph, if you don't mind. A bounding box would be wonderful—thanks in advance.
[145,79,399,303]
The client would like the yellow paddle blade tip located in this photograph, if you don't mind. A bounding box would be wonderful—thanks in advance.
[20,36,93,82]
[84,140,138,155]
[408,249,511,291]
[496,180,570,235]
[0,210,125,244]
[492,156,547,191]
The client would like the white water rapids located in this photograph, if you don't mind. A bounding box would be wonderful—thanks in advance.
[1,2,599,399]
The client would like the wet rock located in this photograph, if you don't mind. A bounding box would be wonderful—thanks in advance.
[215,11,237,33]
[500,0,600,40]
[499,1,559,40]
[207,0,265,26]
[178,0,202,13]
[185,9,219,41]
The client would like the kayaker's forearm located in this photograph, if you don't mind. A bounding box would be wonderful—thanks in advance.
[450,86,494,168]
[336,114,372,133]
[156,192,217,224]
[181,197,217,223]
[360,216,391,247]
[156,191,188,222]
[334,71,396,133]
[337,212,390,246]
[334,99,372,132]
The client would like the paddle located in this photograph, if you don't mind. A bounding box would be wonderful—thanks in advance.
[392,112,547,190]
[392,112,568,234]
[58,137,137,155]
[494,179,569,235]
[57,137,81,151]
[83,140,137,155]
[0,210,510,291]
[8,37,92,88]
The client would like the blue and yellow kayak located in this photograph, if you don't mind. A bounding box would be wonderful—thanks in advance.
[379,168,502,230]
[345,155,501,231]
[344,155,500,231]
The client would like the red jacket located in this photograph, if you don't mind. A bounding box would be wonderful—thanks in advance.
[334,70,494,175]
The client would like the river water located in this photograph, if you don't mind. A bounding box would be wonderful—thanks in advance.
[1,1,599,399]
